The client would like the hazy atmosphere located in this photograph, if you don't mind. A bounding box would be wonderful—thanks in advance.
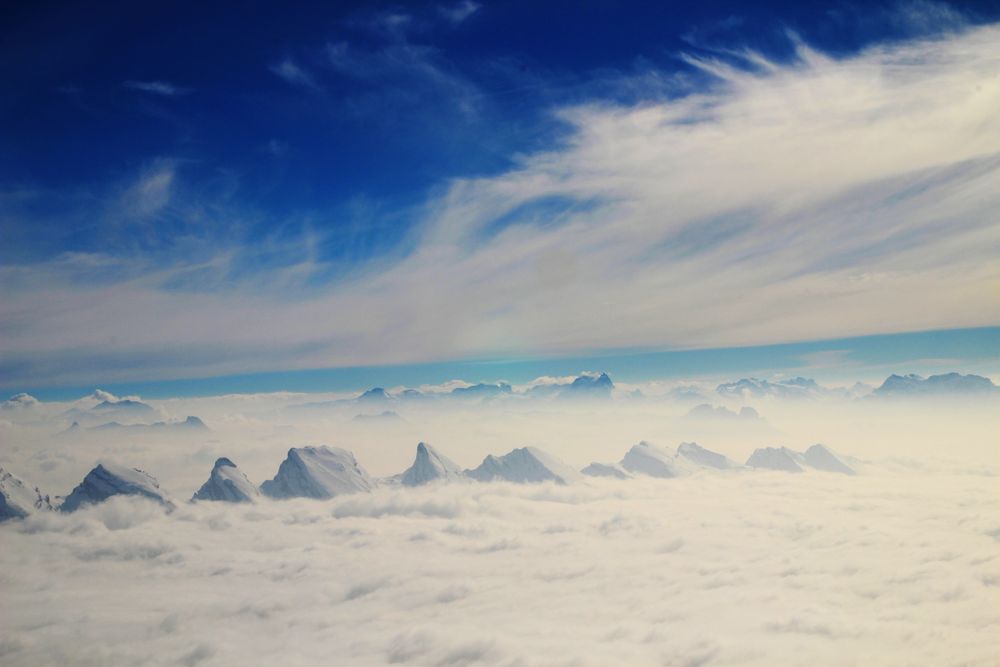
[2,1,999,666]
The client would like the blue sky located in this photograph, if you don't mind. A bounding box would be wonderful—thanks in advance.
[2,0,999,394]
[15,326,1000,402]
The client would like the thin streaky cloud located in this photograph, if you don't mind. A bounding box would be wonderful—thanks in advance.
[268,57,320,91]
[122,80,189,96]
[438,1,481,25]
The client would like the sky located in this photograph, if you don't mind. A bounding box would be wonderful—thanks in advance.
[2,0,1000,395]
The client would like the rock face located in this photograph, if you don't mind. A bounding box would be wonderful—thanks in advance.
[802,444,855,475]
[400,443,464,486]
[60,463,174,512]
[192,458,260,502]
[1,467,52,521]
[467,447,579,484]
[260,446,374,499]
[677,442,736,469]
[745,447,804,473]
[580,462,631,479]
[620,442,680,478]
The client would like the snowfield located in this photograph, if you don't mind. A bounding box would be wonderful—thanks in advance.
[2,470,998,666]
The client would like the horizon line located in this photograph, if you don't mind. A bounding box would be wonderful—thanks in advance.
[8,325,999,402]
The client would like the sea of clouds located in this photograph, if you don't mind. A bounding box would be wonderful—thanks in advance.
[1,383,999,666]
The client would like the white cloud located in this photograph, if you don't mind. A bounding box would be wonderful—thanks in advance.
[438,1,480,25]
[1,379,998,664]
[2,471,998,666]
[91,389,119,403]
[123,80,189,96]
[118,162,175,219]
[324,38,480,118]
[269,58,320,91]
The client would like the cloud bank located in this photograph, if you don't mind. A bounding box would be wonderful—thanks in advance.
[2,378,998,665]
[2,472,998,666]
[3,23,1000,386]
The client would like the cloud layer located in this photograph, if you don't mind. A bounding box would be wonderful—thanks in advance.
[2,471,998,666]
[2,381,999,665]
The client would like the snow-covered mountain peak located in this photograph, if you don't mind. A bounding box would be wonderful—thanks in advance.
[746,444,856,474]
[677,442,736,469]
[60,462,174,512]
[580,461,631,479]
[620,442,679,478]
[467,446,579,484]
[400,442,464,486]
[802,444,856,475]
[1,467,52,521]
[260,446,374,499]
[745,447,805,472]
[192,458,260,502]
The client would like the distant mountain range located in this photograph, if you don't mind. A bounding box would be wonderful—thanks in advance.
[86,416,208,432]
[871,372,999,397]
[60,392,166,427]
[715,377,873,400]
[2,437,866,521]
[4,370,995,428]
[326,370,996,410]
[686,404,761,421]
[291,372,617,411]
[713,372,998,400]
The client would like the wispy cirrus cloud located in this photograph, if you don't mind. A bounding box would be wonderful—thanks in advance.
[324,38,481,118]
[2,22,1000,387]
[437,1,481,25]
[117,161,175,219]
[123,80,189,96]
[268,57,320,91]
